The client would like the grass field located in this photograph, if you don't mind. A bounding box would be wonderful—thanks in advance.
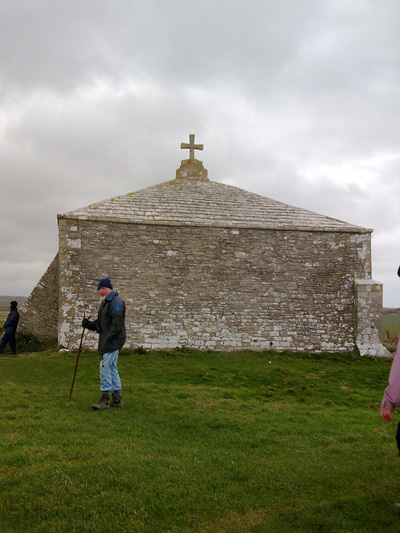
[1,348,400,532]
[382,309,400,343]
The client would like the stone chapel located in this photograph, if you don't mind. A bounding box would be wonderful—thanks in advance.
[19,135,389,356]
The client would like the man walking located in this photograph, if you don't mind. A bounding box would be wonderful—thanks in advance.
[0,301,20,355]
[82,278,126,410]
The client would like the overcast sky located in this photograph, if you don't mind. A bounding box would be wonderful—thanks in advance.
[0,0,399,306]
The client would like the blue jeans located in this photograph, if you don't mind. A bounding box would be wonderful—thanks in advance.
[100,350,122,392]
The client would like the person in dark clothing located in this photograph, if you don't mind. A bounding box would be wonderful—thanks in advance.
[82,278,126,410]
[0,301,20,355]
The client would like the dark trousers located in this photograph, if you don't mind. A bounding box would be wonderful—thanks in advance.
[0,332,16,353]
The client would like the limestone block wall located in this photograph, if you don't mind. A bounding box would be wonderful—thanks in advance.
[355,279,390,356]
[58,216,372,352]
[19,254,59,342]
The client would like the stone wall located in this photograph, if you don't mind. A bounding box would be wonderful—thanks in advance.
[19,254,59,342]
[58,216,374,352]
[355,279,389,356]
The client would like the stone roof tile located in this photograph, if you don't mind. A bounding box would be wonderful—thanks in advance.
[60,177,369,233]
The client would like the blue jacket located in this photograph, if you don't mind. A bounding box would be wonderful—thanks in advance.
[84,291,126,355]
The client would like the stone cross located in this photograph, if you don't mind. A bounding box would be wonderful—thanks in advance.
[181,134,203,161]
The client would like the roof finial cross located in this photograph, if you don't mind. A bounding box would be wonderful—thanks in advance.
[181,134,203,161]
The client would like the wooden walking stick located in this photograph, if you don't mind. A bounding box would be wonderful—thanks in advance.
[68,316,88,401]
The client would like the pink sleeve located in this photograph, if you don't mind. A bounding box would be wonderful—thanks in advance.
[382,334,400,409]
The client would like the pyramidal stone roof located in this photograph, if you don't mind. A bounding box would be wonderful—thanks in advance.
[60,135,370,234]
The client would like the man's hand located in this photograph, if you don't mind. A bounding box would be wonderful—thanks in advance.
[82,318,90,329]
[380,405,393,423]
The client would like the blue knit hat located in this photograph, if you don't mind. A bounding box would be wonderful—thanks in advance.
[98,278,113,290]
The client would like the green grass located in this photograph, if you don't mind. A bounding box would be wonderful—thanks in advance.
[383,308,400,342]
[0,348,399,532]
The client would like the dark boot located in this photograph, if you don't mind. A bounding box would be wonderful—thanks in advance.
[92,392,111,410]
[111,390,123,409]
